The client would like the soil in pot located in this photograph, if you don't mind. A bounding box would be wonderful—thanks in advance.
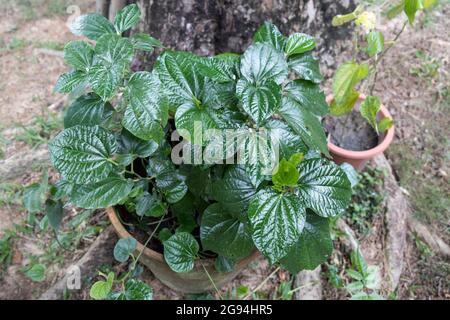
[324,108,379,151]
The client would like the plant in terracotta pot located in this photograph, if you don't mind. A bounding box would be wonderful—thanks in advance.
[325,0,433,170]
[46,4,353,297]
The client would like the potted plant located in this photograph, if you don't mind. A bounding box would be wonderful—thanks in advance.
[325,1,431,170]
[47,4,353,294]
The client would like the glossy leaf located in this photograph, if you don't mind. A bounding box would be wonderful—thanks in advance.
[288,53,323,83]
[195,55,239,83]
[280,213,332,272]
[253,21,285,51]
[265,119,308,161]
[163,232,199,273]
[284,80,328,116]
[215,256,235,273]
[113,237,137,262]
[248,189,306,263]
[63,41,94,71]
[70,13,115,40]
[284,33,316,56]
[71,177,134,209]
[64,93,114,128]
[200,203,254,259]
[114,4,141,34]
[88,63,124,101]
[90,272,114,300]
[297,158,352,217]
[131,33,163,52]
[116,129,158,159]
[123,279,153,300]
[54,70,87,93]
[48,125,117,184]
[240,43,288,85]
[95,34,134,65]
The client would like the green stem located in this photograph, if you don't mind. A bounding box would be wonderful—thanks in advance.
[200,262,223,300]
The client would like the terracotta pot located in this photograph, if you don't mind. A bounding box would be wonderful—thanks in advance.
[107,207,259,294]
[326,94,395,170]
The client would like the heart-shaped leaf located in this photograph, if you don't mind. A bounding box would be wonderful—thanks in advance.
[114,237,137,262]
[64,41,94,71]
[253,21,285,51]
[163,232,199,272]
[284,33,316,56]
[70,13,115,40]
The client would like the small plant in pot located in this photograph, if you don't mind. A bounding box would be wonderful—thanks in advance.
[47,4,353,297]
[325,1,431,170]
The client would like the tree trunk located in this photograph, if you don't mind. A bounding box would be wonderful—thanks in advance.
[125,0,355,67]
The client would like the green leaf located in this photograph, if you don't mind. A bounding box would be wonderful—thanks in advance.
[284,80,328,116]
[158,228,173,243]
[64,93,114,128]
[70,13,115,40]
[54,179,74,200]
[280,213,332,273]
[332,61,368,106]
[360,95,381,133]
[131,33,163,52]
[404,0,423,24]
[253,21,285,51]
[297,159,352,217]
[284,33,316,57]
[248,189,306,264]
[329,90,359,116]
[113,237,137,262]
[48,125,117,184]
[23,184,44,213]
[215,255,235,273]
[116,129,158,159]
[288,53,323,83]
[24,264,46,282]
[212,165,257,213]
[122,71,167,141]
[384,2,405,19]
[54,70,87,93]
[236,79,281,126]
[240,43,288,85]
[163,232,199,273]
[340,163,359,188]
[71,177,134,209]
[378,117,393,133]
[200,203,254,259]
[114,4,141,34]
[95,34,134,65]
[278,96,329,156]
[88,62,124,101]
[90,272,114,300]
[135,191,155,217]
[366,31,384,57]
[265,119,308,161]
[171,194,197,232]
[64,41,94,71]
[123,279,153,300]
[272,159,299,189]
[195,55,239,83]
[44,199,64,231]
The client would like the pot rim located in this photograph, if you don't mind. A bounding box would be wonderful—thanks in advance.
[326,94,395,160]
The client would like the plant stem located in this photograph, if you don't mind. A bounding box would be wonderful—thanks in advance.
[132,214,165,269]
[243,266,281,300]
[200,262,223,300]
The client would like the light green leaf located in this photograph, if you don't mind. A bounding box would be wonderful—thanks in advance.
[284,33,316,56]
[280,213,332,273]
[90,272,114,300]
[236,79,281,126]
[288,53,323,83]
[272,159,299,189]
[332,61,368,106]
[70,13,115,40]
[163,232,199,273]
[404,0,423,24]
[71,177,134,209]
[297,158,352,217]
[240,43,288,85]
[253,21,285,51]
[54,70,87,93]
[366,31,384,57]
[329,90,359,116]
[384,2,405,19]
[24,264,46,282]
[360,95,381,133]
[114,4,141,34]
[131,33,163,52]
[284,80,328,116]
[64,93,114,128]
[248,189,306,264]
[122,71,166,141]
[378,117,393,133]
[200,203,254,259]
[44,199,64,231]
[212,165,257,213]
[49,125,117,184]
[113,237,137,262]
[64,41,94,71]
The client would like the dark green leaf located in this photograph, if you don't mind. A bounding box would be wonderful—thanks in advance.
[44,199,64,231]
[70,13,115,40]
[265,119,308,161]
[201,203,254,259]
[195,55,239,83]
[64,41,94,71]
[131,33,163,52]
[113,237,137,262]
[280,213,332,272]
[163,180,188,204]
[253,21,285,51]
[114,4,141,33]
[240,43,288,85]
[71,177,134,209]
[48,125,117,184]
[23,171,48,213]
[54,70,87,93]
[64,93,114,128]
[248,189,306,263]
[88,62,124,101]
[123,279,153,300]
[288,53,323,83]
[116,129,158,159]
[284,33,316,56]
[95,34,134,65]
[215,255,235,273]
[284,80,328,116]
[158,228,173,243]
[297,158,352,217]
[163,232,199,272]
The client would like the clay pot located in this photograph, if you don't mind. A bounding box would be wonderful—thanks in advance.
[326,94,395,170]
[107,207,259,294]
